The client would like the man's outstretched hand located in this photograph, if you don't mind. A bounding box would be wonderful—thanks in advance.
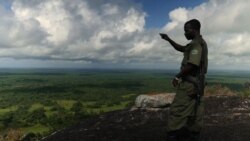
[159,33,170,41]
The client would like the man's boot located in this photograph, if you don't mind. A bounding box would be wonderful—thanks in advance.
[177,128,190,141]
[167,135,178,141]
[167,131,179,141]
[188,132,201,141]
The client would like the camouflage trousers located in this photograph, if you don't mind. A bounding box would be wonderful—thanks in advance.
[167,80,204,133]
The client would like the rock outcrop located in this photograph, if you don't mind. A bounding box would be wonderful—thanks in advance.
[42,95,250,141]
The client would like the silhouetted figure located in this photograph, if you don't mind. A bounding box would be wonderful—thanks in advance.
[160,19,208,141]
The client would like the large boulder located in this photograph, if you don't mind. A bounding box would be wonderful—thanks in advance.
[134,93,175,108]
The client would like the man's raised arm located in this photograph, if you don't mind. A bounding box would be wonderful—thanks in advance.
[159,33,185,52]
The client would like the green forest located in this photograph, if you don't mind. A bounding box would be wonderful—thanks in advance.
[0,69,249,140]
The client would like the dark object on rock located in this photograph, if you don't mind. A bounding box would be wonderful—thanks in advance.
[42,96,250,141]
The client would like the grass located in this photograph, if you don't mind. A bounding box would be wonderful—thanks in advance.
[0,106,18,115]
[45,111,57,117]
[56,100,76,110]
[81,101,96,106]
[28,103,44,112]
[22,124,51,134]
[101,101,131,111]
[121,93,137,99]
[86,101,131,113]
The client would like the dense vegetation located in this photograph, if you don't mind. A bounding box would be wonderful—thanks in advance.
[0,69,249,140]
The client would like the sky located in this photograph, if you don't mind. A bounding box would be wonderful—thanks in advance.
[0,0,250,71]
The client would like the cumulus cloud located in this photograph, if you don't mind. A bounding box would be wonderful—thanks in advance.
[0,0,148,64]
[164,8,188,32]
[0,0,250,69]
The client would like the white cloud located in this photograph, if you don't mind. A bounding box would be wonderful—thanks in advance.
[102,3,119,16]
[0,0,148,65]
[164,8,188,32]
[12,0,71,44]
[0,0,250,70]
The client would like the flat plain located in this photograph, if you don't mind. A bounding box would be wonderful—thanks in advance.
[0,68,249,138]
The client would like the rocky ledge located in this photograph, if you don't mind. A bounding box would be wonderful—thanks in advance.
[42,95,250,141]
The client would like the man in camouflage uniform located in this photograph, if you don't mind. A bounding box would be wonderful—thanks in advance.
[160,19,208,141]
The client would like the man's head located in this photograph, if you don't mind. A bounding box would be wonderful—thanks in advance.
[184,19,201,40]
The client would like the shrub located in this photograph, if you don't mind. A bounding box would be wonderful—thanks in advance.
[205,84,237,96]
[0,129,23,141]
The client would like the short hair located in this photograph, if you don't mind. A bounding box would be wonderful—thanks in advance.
[185,19,201,31]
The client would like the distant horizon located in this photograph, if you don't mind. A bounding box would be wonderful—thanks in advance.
[0,67,249,73]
